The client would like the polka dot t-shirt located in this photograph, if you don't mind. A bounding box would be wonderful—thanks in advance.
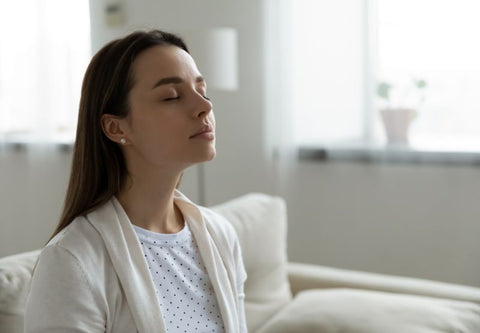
[133,222,225,333]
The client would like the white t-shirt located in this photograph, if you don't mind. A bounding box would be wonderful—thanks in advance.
[134,222,225,333]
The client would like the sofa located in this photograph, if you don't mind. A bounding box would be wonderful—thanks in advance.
[1,193,480,332]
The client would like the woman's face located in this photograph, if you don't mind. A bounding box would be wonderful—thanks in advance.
[122,45,216,170]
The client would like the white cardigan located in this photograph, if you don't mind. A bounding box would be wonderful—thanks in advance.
[25,190,247,333]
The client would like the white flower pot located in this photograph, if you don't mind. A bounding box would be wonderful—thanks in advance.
[380,108,417,145]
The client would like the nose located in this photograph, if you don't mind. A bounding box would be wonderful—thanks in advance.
[193,92,213,119]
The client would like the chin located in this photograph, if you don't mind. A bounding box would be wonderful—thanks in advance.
[204,148,216,162]
[189,148,216,165]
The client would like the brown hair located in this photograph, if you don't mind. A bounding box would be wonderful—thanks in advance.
[50,30,188,240]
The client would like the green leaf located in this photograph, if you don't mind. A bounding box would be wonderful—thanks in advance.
[377,82,392,100]
[415,79,427,89]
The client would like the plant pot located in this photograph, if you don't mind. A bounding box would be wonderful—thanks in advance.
[380,108,417,145]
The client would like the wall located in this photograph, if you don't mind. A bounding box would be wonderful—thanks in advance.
[1,0,479,288]
[286,161,480,287]
[0,147,199,256]
[0,147,70,255]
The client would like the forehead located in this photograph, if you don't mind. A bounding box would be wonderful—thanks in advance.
[131,45,200,87]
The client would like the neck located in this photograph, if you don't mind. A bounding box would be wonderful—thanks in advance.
[117,165,184,234]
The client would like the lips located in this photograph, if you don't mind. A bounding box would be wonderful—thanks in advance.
[190,124,214,139]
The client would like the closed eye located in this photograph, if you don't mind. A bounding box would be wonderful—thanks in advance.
[163,94,210,102]
[163,96,180,101]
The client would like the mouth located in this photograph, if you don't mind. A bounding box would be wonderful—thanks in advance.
[190,124,214,139]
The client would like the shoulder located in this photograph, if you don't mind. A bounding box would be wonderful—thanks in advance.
[199,206,239,243]
[43,210,111,279]
[33,216,105,295]
[27,219,109,332]
[48,215,104,256]
[48,198,118,258]
[34,213,113,304]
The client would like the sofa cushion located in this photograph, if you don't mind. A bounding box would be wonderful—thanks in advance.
[212,193,292,332]
[258,288,480,333]
[0,250,40,333]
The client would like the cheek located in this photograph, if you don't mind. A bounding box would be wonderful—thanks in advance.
[128,114,180,151]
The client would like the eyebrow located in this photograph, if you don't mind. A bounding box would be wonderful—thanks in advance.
[152,76,205,89]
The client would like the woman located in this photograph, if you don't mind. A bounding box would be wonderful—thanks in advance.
[25,30,247,333]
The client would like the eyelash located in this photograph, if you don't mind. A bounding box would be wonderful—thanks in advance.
[163,95,210,102]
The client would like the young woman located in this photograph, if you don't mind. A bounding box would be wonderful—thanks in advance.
[25,30,247,333]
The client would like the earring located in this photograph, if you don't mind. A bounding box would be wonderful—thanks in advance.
[120,138,126,144]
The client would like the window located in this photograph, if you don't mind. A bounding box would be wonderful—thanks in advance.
[377,0,480,150]
[0,0,91,144]
[292,0,480,152]
[291,0,366,146]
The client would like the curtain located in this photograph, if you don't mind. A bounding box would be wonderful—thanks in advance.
[262,0,296,195]
[0,0,90,144]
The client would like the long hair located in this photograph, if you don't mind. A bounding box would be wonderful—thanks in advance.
[50,30,188,241]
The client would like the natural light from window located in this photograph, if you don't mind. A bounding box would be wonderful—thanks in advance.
[378,0,480,151]
[0,0,90,144]
[292,0,480,151]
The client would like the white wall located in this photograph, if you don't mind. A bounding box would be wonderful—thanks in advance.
[0,147,199,256]
[0,148,70,255]
[1,0,479,288]
[286,161,480,287]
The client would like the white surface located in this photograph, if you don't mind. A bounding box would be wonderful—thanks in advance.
[259,288,480,333]
[185,28,238,91]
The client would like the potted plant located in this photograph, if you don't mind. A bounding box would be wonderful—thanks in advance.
[377,78,427,145]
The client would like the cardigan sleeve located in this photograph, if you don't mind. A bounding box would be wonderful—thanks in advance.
[24,244,106,333]
[216,212,248,332]
[234,237,248,333]
[199,206,249,332]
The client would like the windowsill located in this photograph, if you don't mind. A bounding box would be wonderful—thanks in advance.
[0,133,74,152]
[298,142,480,166]
[4,136,480,166]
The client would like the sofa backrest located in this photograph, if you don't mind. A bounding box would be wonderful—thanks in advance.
[212,193,292,332]
[0,250,40,333]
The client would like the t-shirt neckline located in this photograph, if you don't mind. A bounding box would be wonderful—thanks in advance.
[133,221,190,247]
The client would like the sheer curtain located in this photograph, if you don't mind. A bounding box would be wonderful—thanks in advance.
[263,0,368,185]
[289,0,368,146]
[263,0,296,195]
[0,0,90,145]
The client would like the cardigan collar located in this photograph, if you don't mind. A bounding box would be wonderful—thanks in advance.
[86,190,238,333]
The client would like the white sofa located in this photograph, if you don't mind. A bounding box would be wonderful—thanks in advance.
[1,193,480,332]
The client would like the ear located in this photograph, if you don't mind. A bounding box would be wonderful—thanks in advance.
[101,114,129,145]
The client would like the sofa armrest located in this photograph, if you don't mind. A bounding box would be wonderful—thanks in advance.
[287,262,480,304]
